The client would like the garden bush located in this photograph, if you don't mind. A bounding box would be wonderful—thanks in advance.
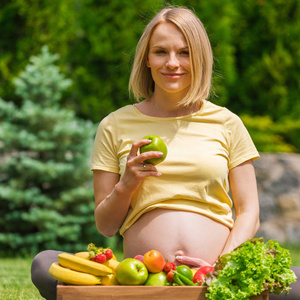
[0,46,119,256]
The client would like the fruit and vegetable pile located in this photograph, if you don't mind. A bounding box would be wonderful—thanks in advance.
[49,238,297,300]
[48,243,206,287]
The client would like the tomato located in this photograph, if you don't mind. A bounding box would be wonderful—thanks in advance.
[163,261,176,273]
[176,265,193,281]
[167,270,175,283]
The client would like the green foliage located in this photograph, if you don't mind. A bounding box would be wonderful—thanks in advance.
[0,47,115,256]
[240,115,298,153]
[1,0,299,151]
[274,118,300,153]
[13,46,72,105]
[229,0,300,121]
[0,0,164,122]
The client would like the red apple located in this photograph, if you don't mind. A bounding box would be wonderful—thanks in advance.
[134,255,144,263]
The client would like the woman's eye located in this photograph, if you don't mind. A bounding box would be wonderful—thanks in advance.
[155,50,166,54]
[180,51,189,55]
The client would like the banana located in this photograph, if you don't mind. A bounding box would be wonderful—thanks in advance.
[49,262,101,285]
[75,251,119,273]
[102,259,120,273]
[75,251,90,259]
[112,254,117,261]
[58,253,113,276]
[100,274,119,286]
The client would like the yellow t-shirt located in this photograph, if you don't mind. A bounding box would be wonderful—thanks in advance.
[91,100,259,236]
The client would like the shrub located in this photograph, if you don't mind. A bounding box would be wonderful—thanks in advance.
[0,46,118,256]
[241,114,297,153]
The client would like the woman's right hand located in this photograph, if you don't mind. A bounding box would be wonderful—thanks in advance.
[118,139,163,194]
[94,139,163,237]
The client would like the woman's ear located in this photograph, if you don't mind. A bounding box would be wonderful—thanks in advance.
[146,57,150,68]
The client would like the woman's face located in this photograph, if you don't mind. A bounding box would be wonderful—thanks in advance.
[147,22,191,99]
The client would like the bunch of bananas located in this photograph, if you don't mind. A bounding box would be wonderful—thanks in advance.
[48,251,120,286]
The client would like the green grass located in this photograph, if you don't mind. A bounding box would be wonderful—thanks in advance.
[283,244,300,267]
[0,245,299,300]
[0,257,43,300]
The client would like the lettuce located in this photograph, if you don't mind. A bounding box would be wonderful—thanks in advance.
[206,238,297,300]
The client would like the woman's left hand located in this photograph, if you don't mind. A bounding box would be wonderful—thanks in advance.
[175,255,213,268]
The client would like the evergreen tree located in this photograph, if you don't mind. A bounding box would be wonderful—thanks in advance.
[0,46,114,256]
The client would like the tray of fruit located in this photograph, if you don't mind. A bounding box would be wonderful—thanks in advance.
[50,239,296,300]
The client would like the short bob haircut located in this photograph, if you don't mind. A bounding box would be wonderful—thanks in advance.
[129,6,213,106]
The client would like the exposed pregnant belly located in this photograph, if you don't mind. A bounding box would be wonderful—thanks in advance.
[123,209,230,266]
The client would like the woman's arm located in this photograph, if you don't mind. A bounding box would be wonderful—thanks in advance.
[94,170,128,238]
[219,159,260,255]
[94,139,163,238]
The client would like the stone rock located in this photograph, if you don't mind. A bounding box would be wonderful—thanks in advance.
[277,193,300,211]
[285,222,300,244]
[256,221,286,243]
[253,153,300,244]
[258,193,277,221]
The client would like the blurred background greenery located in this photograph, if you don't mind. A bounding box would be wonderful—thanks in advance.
[0,0,300,256]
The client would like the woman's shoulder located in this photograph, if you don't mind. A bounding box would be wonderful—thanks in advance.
[109,104,135,117]
[100,105,135,123]
[202,100,240,122]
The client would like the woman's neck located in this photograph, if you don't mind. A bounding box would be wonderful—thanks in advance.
[136,95,201,118]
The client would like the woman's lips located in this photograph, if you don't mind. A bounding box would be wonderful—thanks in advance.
[162,73,185,79]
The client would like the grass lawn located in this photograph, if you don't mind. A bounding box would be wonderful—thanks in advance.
[285,243,300,266]
[0,245,299,299]
[0,257,43,300]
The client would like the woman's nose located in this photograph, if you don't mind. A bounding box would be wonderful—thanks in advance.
[166,54,180,68]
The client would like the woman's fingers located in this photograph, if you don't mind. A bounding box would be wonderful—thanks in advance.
[118,139,163,195]
[175,255,212,268]
[123,139,162,184]
[127,139,163,165]
[139,151,164,164]
[127,139,151,160]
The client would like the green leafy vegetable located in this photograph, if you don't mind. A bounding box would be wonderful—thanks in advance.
[206,238,297,300]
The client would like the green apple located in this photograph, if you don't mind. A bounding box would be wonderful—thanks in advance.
[144,271,169,286]
[140,135,168,165]
[115,258,148,285]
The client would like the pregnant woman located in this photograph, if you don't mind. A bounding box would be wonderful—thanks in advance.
[92,6,259,268]
[32,6,299,299]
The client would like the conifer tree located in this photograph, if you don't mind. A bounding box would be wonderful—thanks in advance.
[0,46,110,255]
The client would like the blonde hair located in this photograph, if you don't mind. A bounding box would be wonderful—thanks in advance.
[129,6,213,106]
